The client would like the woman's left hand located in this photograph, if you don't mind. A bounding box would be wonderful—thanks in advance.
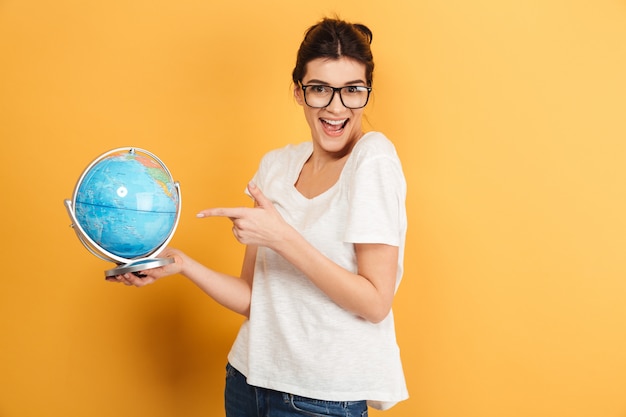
[196,182,292,248]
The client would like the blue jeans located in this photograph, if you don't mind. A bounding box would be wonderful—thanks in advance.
[225,363,368,417]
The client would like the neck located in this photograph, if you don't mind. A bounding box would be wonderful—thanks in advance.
[309,131,363,170]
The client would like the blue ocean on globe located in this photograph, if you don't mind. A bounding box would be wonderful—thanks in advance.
[74,150,179,259]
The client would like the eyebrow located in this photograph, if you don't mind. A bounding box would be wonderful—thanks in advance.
[304,78,367,86]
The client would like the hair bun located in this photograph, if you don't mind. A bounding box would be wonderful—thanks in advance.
[353,23,373,44]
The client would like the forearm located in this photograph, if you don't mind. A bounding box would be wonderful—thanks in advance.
[180,254,252,317]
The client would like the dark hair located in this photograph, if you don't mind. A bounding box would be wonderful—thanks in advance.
[292,18,374,86]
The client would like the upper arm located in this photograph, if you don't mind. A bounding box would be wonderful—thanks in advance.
[240,196,261,287]
[240,245,257,287]
[354,243,399,320]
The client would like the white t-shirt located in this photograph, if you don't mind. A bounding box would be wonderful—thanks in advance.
[227,131,408,410]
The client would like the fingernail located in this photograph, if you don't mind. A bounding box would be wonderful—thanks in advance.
[196,213,205,218]
[248,181,256,189]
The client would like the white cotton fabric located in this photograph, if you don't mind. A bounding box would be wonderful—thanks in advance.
[227,131,408,410]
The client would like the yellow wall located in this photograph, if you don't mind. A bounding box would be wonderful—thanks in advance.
[1,1,625,416]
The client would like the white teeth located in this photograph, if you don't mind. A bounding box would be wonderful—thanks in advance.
[322,118,347,125]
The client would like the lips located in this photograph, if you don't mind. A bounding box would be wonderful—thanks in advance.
[320,118,348,135]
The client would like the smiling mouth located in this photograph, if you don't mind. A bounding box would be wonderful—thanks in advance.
[321,118,348,134]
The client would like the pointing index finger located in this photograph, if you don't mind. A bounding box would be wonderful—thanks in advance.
[196,207,248,219]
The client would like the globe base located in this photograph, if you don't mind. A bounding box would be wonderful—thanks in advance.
[104,257,175,279]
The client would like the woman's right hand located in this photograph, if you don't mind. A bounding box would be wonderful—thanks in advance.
[108,247,185,287]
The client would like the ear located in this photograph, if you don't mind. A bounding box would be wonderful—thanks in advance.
[294,83,304,106]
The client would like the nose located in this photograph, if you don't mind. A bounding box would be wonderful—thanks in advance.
[325,90,346,112]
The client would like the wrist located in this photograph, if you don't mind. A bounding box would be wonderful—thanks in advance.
[274,224,301,256]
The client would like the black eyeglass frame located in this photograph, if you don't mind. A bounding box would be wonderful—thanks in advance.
[300,84,373,109]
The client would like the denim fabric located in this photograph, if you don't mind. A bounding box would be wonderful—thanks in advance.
[225,363,368,417]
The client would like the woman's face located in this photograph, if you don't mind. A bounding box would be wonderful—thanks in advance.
[295,57,369,157]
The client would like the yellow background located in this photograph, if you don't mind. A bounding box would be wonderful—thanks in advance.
[1,1,625,416]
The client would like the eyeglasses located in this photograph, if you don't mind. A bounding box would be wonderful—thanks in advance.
[300,84,372,109]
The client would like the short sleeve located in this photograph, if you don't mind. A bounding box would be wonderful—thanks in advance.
[343,149,407,246]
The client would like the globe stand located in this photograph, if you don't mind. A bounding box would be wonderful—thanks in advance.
[64,147,181,280]
[104,257,175,280]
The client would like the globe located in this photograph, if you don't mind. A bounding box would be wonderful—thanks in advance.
[65,147,181,278]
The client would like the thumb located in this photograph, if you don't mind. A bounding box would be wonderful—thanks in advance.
[247,182,272,209]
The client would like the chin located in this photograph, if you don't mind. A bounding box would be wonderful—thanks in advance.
[319,131,359,154]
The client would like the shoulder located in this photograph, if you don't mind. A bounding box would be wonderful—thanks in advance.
[352,131,400,161]
[344,131,406,192]
[254,141,312,188]
[257,141,311,176]
[349,132,403,173]
[260,141,312,166]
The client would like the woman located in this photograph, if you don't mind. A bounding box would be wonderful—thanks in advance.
[116,17,408,416]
